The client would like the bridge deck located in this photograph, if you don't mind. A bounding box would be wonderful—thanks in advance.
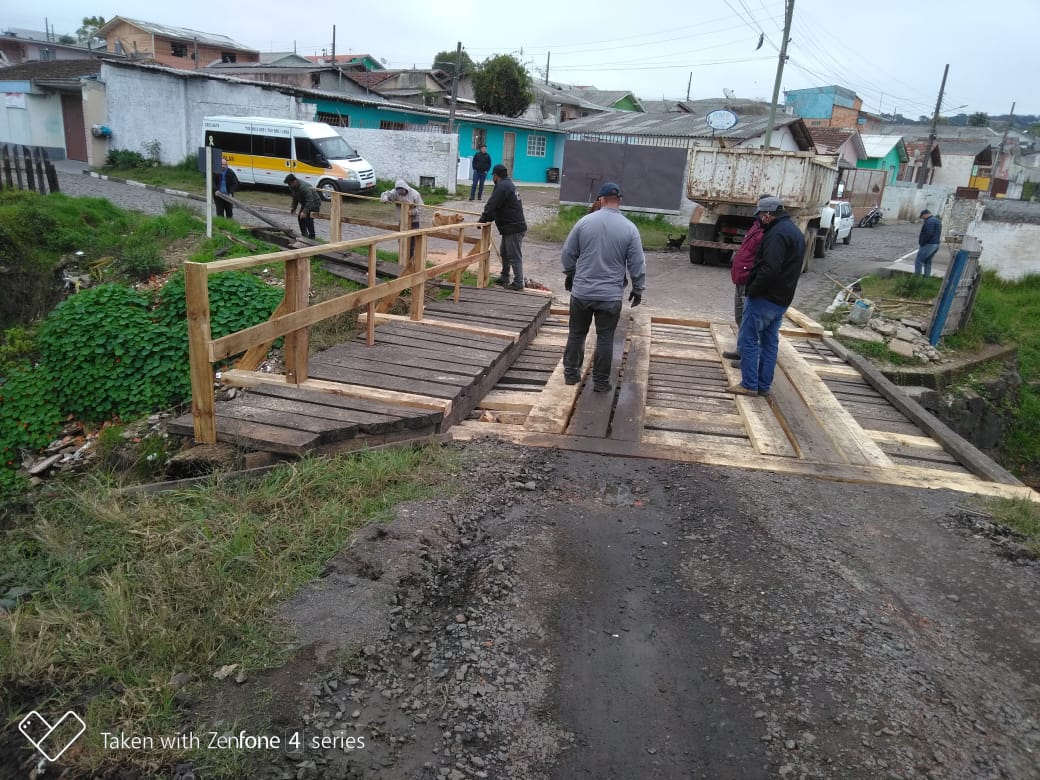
[170,291,1032,501]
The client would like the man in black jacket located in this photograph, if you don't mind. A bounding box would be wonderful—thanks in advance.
[212,157,240,220]
[470,144,491,201]
[479,164,528,290]
[728,195,805,397]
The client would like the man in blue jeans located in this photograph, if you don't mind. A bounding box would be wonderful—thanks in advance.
[915,208,942,276]
[728,195,805,398]
[469,144,491,201]
[561,182,646,392]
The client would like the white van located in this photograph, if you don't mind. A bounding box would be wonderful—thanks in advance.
[202,116,376,198]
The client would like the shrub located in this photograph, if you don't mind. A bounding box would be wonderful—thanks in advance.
[104,149,148,169]
[156,270,285,341]
[0,363,63,495]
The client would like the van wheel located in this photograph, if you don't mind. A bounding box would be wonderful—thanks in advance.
[826,226,837,250]
[317,179,338,201]
[843,228,852,245]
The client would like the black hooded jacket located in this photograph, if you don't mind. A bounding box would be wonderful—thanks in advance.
[479,176,527,236]
[746,212,805,307]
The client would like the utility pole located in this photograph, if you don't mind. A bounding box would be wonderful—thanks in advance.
[448,41,461,135]
[686,72,692,101]
[332,25,340,90]
[917,63,949,188]
[763,0,794,149]
[989,101,1015,197]
[545,52,550,84]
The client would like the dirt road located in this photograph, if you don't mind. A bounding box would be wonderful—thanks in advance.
[218,441,1040,780]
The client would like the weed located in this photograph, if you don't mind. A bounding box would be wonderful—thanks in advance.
[973,497,1040,555]
[0,446,457,775]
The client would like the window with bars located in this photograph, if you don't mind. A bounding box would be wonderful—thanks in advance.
[380,120,406,131]
[316,112,350,127]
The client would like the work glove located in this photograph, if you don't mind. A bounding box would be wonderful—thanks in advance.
[564,273,573,291]
[629,291,642,308]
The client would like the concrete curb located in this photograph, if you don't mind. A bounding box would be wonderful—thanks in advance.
[83,170,207,203]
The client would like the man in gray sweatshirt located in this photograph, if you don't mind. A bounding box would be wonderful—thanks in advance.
[560,182,646,392]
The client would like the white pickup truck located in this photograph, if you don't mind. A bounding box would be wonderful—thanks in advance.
[685,147,840,271]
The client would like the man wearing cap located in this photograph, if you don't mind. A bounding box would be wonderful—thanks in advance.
[284,174,322,239]
[479,164,528,290]
[915,209,942,277]
[380,179,424,262]
[560,182,646,393]
[728,195,805,398]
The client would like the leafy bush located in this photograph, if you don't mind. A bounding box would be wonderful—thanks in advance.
[156,270,285,341]
[114,236,165,280]
[0,363,63,494]
[104,148,149,169]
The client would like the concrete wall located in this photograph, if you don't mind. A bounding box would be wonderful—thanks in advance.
[930,155,976,188]
[881,180,957,222]
[101,62,304,164]
[335,127,457,191]
[968,200,1040,281]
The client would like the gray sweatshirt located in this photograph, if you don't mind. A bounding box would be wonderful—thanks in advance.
[561,207,646,301]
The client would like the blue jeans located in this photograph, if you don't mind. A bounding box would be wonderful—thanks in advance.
[737,296,787,393]
[915,243,939,276]
[564,297,623,388]
[470,172,487,200]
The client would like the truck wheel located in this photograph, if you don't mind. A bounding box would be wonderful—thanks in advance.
[317,179,338,202]
[813,231,827,259]
[703,248,719,266]
[690,245,704,264]
[843,227,852,245]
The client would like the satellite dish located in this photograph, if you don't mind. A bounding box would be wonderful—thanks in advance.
[723,88,735,100]
[706,109,738,131]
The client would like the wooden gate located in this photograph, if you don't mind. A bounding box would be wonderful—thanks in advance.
[0,145,61,194]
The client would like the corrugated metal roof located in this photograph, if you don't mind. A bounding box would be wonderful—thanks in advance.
[558,108,801,142]
[99,16,256,52]
[0,59,102,80]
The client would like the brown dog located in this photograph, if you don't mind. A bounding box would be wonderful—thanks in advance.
[433,212,465,227]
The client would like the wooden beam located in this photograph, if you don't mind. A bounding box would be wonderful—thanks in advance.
[357,312,516,341]
[611,309,650,441]
[220,369,452,416]
[783,306,825,335]
[185,263,216,444]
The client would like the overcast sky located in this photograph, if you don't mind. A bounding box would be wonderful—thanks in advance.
[6,1,1035,119]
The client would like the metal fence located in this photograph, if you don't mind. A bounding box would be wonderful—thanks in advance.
[0,144,60,194]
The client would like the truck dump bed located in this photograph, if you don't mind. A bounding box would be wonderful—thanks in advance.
[686,147,837,210]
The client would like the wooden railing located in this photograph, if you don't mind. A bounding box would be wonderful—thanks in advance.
[185,215,492,444]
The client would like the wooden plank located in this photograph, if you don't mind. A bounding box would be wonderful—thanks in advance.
[644,415,747,438]
[168,413,318,454]
[651,316,714,328]
[777,338,893,468]
[184,263,216,444]
[650,344,721,362]
[867,429,944,450]
[310,351,478,385]
[814,364,862,379]
[479,390,541,410]
[645,406,744,427]
[525,327,594,434]
[709,323,797,458]
[823,335,1022,485]
[243,381,436,428]
[230,391,399,430]
[783,306,826,335]
[448,424,1040,502]
[307,362,465,400]
[567,312,631,438]
[373,320,518,349]
[611,310,651,441]
[221,369,452,416]
[216,401,355,441]
[642,429,754,455]
[357,312,516,342]
[321,341,495,376]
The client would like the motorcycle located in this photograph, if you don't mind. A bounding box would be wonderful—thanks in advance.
[858,205,882,228]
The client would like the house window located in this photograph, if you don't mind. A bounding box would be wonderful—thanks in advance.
[171,42,187,58]
[472,129,486,148]
[527,135,547,158]
[380,120,406,131]
[316,112,349,127]
[221,52,237,63]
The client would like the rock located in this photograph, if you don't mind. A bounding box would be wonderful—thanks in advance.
[887,338,917,359]
[836,324,885,343]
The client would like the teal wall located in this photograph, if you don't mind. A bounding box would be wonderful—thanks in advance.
[306,98,563,184]
[857,149,902,184]
[785,86,858,120]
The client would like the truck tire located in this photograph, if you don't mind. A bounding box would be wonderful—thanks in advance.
[690,245,704,265]
[813,230,827,259]
[843,227,853,245]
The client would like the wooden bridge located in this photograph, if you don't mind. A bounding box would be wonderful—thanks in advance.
[168,201,1034,502]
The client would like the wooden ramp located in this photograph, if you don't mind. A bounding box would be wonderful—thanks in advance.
[168,287,551,454]
[455,309,1036,502]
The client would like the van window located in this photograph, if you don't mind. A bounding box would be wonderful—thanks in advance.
[206,130,251,155]
[255,134,291,159]
[313,135,359,161]
[294,137,329,168]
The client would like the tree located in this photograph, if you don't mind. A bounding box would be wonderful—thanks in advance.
[472,54,534,118]
[432,49,475,77]
[968,112,989,127]
[76,15,105,44]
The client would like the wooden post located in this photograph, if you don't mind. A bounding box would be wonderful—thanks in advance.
[366,244,377,346]
[410,233,427,321]
[33,147,46,194]
[1,145,11,189]
[478,224,491,286]
[330,192,342,243]
[399,205,410,268]
[184,262,217,444]
[41,148,59,193]
[283,255,311,384]
[22,147,36,192]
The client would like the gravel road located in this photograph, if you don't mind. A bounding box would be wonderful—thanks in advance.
[27,169,1037,780]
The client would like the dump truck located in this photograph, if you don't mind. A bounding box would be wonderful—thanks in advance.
[686,147,839,272]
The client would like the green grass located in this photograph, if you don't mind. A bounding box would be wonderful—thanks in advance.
[972,496,1040,556]
[530,204,683,249]
[0,446,458,776]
